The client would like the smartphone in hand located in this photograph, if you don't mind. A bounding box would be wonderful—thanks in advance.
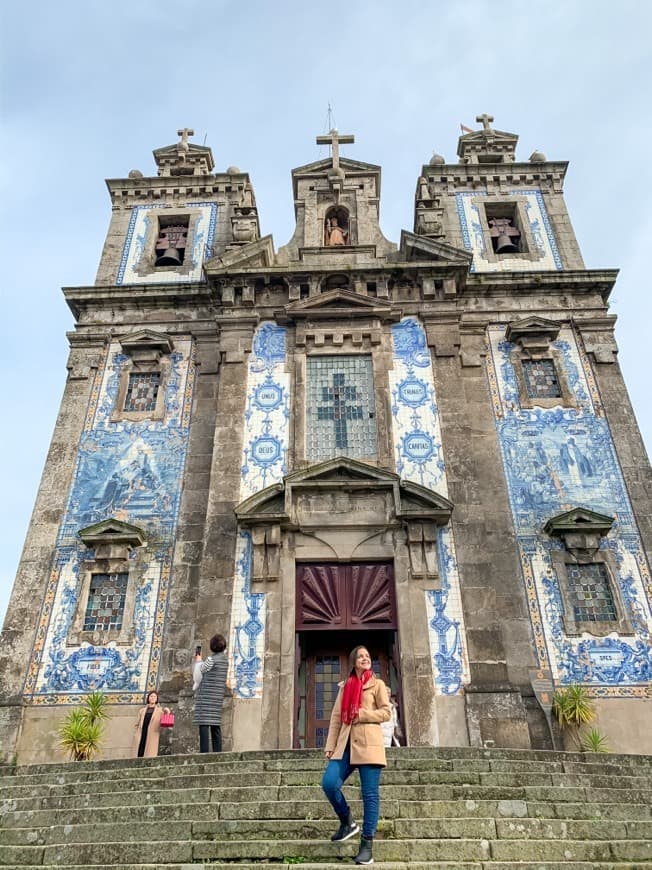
[195,645,202,656]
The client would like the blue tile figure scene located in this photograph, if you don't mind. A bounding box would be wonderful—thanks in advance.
[24,340,195,703]
[487,325,652,691]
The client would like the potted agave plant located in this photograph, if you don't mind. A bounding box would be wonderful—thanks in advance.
[58,691,109,761]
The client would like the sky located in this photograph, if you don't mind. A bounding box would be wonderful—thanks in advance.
[1,0,651,627]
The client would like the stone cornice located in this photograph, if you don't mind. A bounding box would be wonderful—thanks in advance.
[63,282,213,319]
[464,269,618,301]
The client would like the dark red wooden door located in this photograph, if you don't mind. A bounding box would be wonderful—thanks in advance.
[296,563,396,631]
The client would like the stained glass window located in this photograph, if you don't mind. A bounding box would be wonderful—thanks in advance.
[124,372,161,413]
[306,356,377,460]
[83,573,128,631]
[522,359,561,399]
[567,563,617,623]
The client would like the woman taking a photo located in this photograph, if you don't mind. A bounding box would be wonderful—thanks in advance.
[321,645,391,866]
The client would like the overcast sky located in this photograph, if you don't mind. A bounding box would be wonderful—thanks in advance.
[1,0,651,627]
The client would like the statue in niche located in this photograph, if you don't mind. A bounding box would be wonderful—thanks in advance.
[239,182,256,213]
[325,214,348,246]
[416,176,431,203]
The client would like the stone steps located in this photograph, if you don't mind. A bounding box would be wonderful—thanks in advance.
[8,865,652,870]
[2,837,652,865]
[3,798,651,830]
[0,747,650,867]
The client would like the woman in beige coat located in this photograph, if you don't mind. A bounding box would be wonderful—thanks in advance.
[134,691,169,758]
[321,645,391,866]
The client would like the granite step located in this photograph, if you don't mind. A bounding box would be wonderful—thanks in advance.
[1,747,651,867]
[3,836,652,866]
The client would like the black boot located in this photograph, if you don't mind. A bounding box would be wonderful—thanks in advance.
[354,836,373,864]
[330,812,359,842]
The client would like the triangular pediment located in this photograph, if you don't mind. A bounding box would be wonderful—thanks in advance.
[119,329,173,355]
[459,129,517,144]
[235,458,453,526]
[204,235,275,273]
[288,457,399,486]
[506,316,562,344]
[285,288,393,320]
[78,518,146,547]
[544,507,614,537]
[153,143,213,159]
[292,157,381,177]
[399,231,473,266]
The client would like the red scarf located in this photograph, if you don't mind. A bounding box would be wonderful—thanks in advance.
[341,668,373,724]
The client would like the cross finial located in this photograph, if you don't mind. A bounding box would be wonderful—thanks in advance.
[316,128,355,172]
[177,128,195,149]
[476,114,494,131]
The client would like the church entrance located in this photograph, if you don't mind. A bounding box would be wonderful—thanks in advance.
[294,563,401,748]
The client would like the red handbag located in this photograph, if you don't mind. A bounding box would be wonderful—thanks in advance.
[160,711,175,728]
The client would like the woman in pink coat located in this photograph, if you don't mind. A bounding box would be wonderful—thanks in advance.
[321,645,391,866]
[134,691,169,758]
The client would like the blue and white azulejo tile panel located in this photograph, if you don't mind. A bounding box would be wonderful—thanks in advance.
[456,189,562,273]
[239,322,290,500]
[486,326,652,692]
[116,202,217,285]
[229,323,288,698]
[24,340,195,704]
[227,531,266,699]
[390,317,470,695]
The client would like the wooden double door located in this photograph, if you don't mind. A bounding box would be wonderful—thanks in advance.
[295,563,401,749]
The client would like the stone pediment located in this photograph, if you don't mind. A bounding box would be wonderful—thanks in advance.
[235,457,452,526]
[78,518,146,548]
[285,288,394,321]
[118,329,174,356]
[459,128,517,145]
[544,507,614,538]
[204,235,275,273]
[399,231,473,266]
[292,157,381,178]
[236,459,453,584]
[506,316,562,345]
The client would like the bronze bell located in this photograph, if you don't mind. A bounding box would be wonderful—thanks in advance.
[489,217,521,254]
[155,247,183,266]
[495,234,520,254]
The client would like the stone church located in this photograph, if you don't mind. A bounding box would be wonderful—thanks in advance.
[1,117,651,764]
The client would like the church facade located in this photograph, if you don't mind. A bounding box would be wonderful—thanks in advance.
[1,119,651,763]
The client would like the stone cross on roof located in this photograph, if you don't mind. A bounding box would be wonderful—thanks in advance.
[476,114,494,131]
[316,128,355,172]
[177,128,195,148]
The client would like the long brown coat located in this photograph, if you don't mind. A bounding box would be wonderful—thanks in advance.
[133,705,163,758]
[325,674,391,766]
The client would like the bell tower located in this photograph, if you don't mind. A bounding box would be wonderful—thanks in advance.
[413,114,585,272]
[277,128,396,265]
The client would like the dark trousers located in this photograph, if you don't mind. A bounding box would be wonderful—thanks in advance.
[321,743,382,838]
[199,724,222,753]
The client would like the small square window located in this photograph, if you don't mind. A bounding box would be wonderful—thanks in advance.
[124,372,161,413]
[522,359,561,399]
[83,573,128,631]
[567,563,618,623]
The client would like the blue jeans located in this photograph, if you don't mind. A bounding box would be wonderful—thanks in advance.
[321,743,382,838]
